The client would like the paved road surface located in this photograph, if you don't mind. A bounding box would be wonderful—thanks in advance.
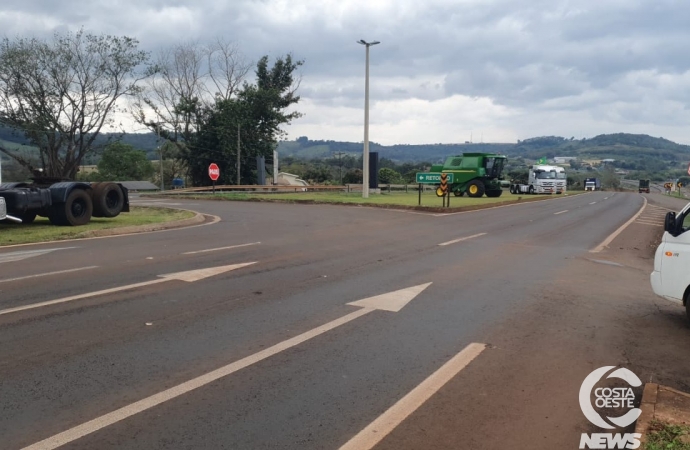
[1,191,689,449]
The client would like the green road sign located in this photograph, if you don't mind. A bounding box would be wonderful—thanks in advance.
[416,172,454,184]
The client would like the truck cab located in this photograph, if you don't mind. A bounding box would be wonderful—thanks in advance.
[527,165,566,194]
[639,179,650,193]
[651,203,690,321]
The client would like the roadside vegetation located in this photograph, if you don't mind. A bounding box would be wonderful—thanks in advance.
[0,207,194,246]
[644,421,690,450]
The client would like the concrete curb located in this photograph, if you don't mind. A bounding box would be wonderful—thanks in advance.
[79,210,206,238]
[635,383,658,444]
[636,383,690,444]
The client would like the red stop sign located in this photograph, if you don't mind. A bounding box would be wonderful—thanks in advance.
[208,163,220,181]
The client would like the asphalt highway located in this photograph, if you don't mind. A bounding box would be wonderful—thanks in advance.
[1,191,688,449]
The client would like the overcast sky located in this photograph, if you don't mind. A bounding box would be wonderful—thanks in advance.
[2,0,689,145]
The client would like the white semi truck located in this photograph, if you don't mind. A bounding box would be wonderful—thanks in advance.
[509,165,566,195]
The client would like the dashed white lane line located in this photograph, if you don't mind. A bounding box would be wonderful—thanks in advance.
[0,266,98,284]
[589,202,597,205]
[182,242,261,255]
[554,210,568,215]
[339,343,487,450]
[438,233,487,246]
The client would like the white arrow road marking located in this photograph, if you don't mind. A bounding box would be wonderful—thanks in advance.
[21,282,433,450]
[0,266,98,284]
[182,242,261,255]
[0,262,256,316]
[0,247,77,264]
[437,233,486,246]
[340,343,486,450]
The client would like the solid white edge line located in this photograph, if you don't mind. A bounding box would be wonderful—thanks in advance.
[554,210,568,215]
[22,307,375,450]
[339,343,487,450]
[590,196,648,253]
[182,242,261,255]
[0,266,99,284]
[438,232,487,246]
[0,279,169,316]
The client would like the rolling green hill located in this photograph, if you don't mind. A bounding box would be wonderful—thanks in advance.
[1,122,689,176]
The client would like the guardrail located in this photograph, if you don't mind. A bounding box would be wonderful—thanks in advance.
[163,184,438,194]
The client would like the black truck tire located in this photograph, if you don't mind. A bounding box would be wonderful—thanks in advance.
[92,183,125,218]
[454,191,465,197]
[49,189,93,226]
[466,180,485,198]
[529,186,535,194]
[486,190,503,198]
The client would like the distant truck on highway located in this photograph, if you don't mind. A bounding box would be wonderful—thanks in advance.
[639,179,651,193]
[584,178,601,191]
[509,165,566,195]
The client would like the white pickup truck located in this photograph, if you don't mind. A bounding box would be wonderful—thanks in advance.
[651,202,690,321]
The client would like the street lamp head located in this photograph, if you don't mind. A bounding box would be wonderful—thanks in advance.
[357,40,366,45]
[370,41,380,46]
[357,40,381,46]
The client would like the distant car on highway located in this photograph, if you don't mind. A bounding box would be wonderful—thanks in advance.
[651,203,690,320]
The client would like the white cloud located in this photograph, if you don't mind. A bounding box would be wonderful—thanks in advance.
[2,0,690,144]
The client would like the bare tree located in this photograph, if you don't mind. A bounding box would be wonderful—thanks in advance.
[132,38,251,146]
[0,30,151,179]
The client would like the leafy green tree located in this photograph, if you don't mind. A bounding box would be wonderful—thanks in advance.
[343,169,363,184]
[0,30,151,178]
[600,166,621,189]
[192,54,303,185]
[97,142,155,181]
[378,167,402,184]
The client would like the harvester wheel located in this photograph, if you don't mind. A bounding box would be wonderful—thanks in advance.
[466,180,485,198]
[49,189,93,226]
[436,187,445,197]
[486,190,503,198]
[92,183,125,218]
[454,191,464,197]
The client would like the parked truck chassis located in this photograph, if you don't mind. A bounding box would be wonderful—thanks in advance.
[0,181,129,226]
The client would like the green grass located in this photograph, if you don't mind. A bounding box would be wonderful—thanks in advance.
[645,421,690,450]
[0,206,195,246]
[162,190,581,209]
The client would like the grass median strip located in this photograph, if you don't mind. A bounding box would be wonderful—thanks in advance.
[0,206,195,246]
[156,191,583,212]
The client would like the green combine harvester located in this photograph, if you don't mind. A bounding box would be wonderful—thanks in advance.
[430,153,507,198]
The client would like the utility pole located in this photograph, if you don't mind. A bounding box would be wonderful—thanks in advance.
[237,124,241,185]
[357,39,380,198]
[273,148,279,185]
[157,124,164,191]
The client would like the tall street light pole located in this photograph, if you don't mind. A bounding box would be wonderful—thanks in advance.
[358,39,379,198]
